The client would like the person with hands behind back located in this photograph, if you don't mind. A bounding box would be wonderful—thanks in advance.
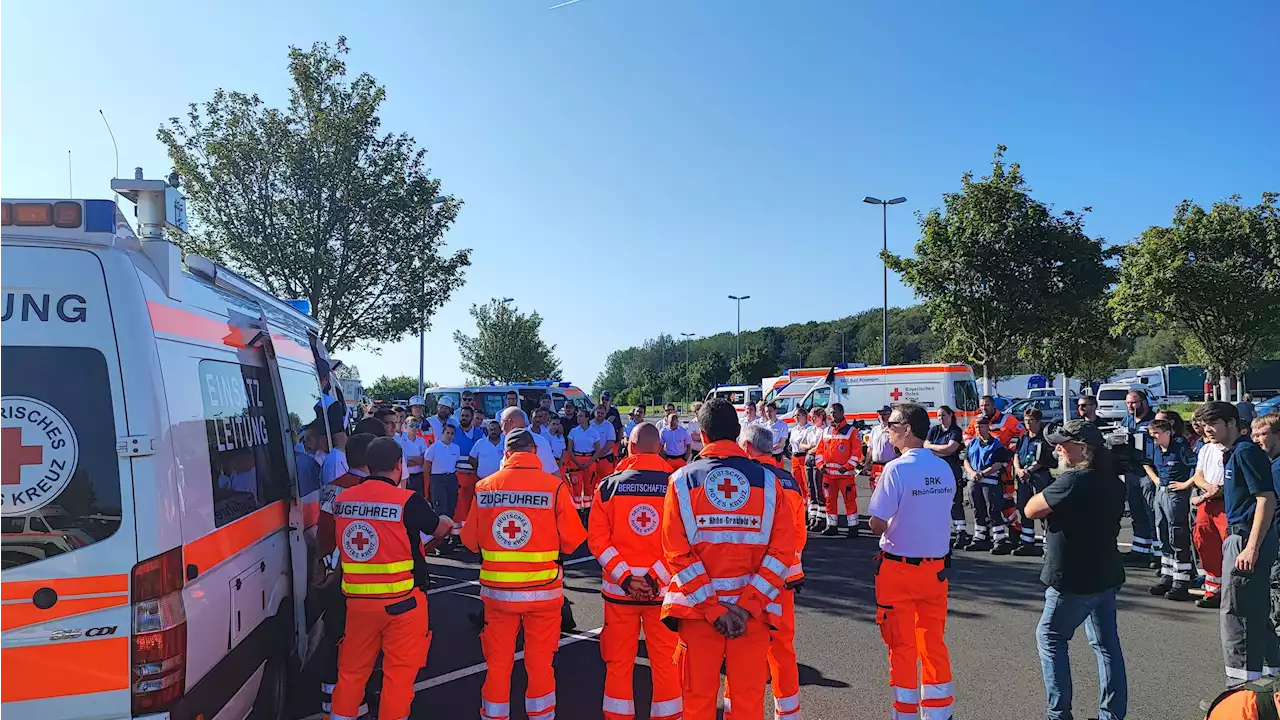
[589,423,682,720]
[660,399,796,720]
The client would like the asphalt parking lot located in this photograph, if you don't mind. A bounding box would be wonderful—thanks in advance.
[301,478,1229,720]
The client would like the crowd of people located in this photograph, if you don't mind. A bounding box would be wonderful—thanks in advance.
[303,377,1280,720]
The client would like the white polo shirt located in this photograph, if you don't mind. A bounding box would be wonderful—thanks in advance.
[321,447,349,485]
[660,425,693,457]
[425,441,461,475]
[469,436,505,479]
[1197,442,1225,486]
[399,434,429,475]
[766,419,789,453]
[568,425,597,456]
[867,448,956,558]
[426,414,462,441]
[686,418,704,452]
[591,421,618,453]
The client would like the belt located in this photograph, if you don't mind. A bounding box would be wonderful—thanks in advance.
[574,452,594,456]
[1229,524,1252,537]
[794,451,807,457]
[882,551,949,565]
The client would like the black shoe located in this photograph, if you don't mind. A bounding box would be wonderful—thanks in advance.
[822,526,839,537]
[953,532,972,550]
[990,540,1015,556]
[1148,582,1173,596]
[1165,587,1194,602]
[965,539,993,552]
[1149,557,1162,570]
[1011,543,1043,557]
[846,526,860,539]
[1196,595,1221,609]
[1191,574,1205,588]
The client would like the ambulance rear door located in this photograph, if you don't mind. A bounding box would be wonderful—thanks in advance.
[1,240,136,719]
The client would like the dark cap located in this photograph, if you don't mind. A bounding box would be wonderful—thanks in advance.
[504,428,536,453]
[878,405,892,414]
[1045,419,1104,447]
[601,391,613,400]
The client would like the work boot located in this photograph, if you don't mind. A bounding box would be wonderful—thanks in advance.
[1196,595,1221,609]
[822,526,839,537]
[990,539,1015,556]
[1148,581,1173,596]
[1164,587,1194,602]
[846,526,860,539]
[965,539,993,552]
[953,531,972,550]
[1149,557,1161,570]
[1011,542,1042,557]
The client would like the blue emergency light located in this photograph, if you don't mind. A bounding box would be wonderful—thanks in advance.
[285,299,313,315]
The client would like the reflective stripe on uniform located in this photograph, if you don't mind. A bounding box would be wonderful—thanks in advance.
[526,690,556,712]
[921,681,951,699]
[664,584,715,607]
[673,468,700,545]
[651,561,672,584]
[651,697,683,716]
[343,560,414,574]
[597,546,620,566]
[750,574,781,600]
[480,586,563,602]
[482,549,561,563]
[479,568,561,583]
[691,529,770,545]
[481,698,511,719]
[342,578,415,595]
[675,561,708,586]
[761,554,788,577]
[775,693,800,713]
[609,561,632,583]
[710,574,753,592]
[602,695,635,714]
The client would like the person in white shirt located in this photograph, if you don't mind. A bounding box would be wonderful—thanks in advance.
[866,402,957,720]
[469,420,506,481]
[743,401,759,426]
[547,417,567,465]
[686,401,705,454]
[424,424,461,523]
[400,417,429,497]
[867,405,900,488]
[320,427,349,486]
[500,406,558,476]
[426,395,463,442]
[590,405,620,479]
[567,411,600,510]
[503,390,530,425]
[1190,432,1227,608]
[659,412,694,469]
[622,406,646,455]
[763,401,791,460]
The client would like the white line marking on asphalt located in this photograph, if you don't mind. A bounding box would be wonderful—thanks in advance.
[428,555,598,595]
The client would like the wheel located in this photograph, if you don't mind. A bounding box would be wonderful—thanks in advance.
[250,611,294,720]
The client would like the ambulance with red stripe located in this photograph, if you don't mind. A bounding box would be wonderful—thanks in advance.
[2,172,335,719]
[780,364,980,426]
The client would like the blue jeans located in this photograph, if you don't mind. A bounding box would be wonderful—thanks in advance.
[1037,586,1128,720]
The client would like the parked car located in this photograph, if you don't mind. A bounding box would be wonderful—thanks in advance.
[1007,396,1067,425]
[1254,396,1280,417]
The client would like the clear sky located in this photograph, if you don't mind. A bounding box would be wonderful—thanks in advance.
[4,1,1277,390]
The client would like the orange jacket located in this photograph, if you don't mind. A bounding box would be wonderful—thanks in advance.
[332,479,417,599]
[660,440,796,625]
[461,451,586,605]
[757,456,806,588]
[588,453,674,604]
[817,422,863,475]
[963,410,1023,447]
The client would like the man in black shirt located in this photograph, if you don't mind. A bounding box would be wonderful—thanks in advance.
[600,391,625,441]
[1024,419,1127,720]
[1012,407,1057,557]
[925,405,967,547]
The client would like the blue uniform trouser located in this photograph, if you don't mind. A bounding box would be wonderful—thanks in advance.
[1222,530,1280,685]
[1125,471,1158,557]
[1154,485,1194,589]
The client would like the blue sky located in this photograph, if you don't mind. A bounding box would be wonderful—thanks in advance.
[4,1,1277,390]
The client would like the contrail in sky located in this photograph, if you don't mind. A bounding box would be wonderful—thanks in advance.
[549,0,585,8]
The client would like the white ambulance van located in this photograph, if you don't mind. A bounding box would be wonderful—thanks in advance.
[782,363,980,426]
[2,172,332,719]
[705,384,762,416]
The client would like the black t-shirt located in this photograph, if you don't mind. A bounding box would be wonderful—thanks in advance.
[926,423,964,480]
[366,476,441,591]
[1040,466,1125,593]
[604,406,624,441]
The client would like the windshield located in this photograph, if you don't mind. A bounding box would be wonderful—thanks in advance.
[1098,389,1129,401]
[422,390,462,416]
[714,390,746,405]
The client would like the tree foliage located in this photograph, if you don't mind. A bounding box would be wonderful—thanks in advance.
[730,346,780,385]
[1111,193,1280,381]
[333,363,361,381]
[884,145,1110,391]
[366,375,420,401]
[454,299,562,383]
[158,37,470,351]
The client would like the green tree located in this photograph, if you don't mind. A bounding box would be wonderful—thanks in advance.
[366,375,420,401]
[730,345,779,385]
[159,38,470,351]
[1111,193,1280,399]
[688,351,731,397]
[333,363,361,381]
[454,299,562,383]
[1021,297,1126,415]
[884,145,1108,392]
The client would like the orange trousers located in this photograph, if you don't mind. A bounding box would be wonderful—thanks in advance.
[567,455,596,509]
[602,603,682,720]
[665,456,688,471]
[874,555,953,719]
[724,590,800,720]
[455,470,478,533]
[1194,497,1228,598]
[676,614,770,720]
[822,473,858,526]
[331,590,430,720]
[480,598,561,720]
[790,457,809,501]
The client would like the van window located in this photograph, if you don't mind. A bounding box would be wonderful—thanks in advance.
[520,389,547,414]
[1,346,122,569]
[279,368,325,499]
[198,360,288,527]
[1098,388,1130,401]
[802,386,832,410]
[474,392,508,421]
[749,388,763,405]
[715,390,747,405]
[953,380,979,412]
[422,391,462,416]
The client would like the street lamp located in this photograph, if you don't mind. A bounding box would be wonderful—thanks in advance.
[418,196,449,398]
[728,295,751,360]
[680,332,696,405]
[862,196,906,366]
[838,329,848,365]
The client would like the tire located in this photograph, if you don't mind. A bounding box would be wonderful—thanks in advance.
[249,612,293,720]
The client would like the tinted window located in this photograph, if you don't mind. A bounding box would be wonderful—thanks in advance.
[953,380,979,412]
[749,388,763,404]
[1098,389,1129,401]
[279,368,324,499]
[803,386,832,410]
[2,346,121,569]
[199,360,287,527]
[422,391,462,416]
[520,389,546,414]
[474,392,507,421]
[715,390,747,405]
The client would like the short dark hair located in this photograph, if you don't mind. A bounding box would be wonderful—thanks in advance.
[354,417,388,437]
[506,390,518,397]
[938,405,954,416]
[1150,419,1174,434]
[894,403,930,440]
[698,398,741,443]
[765,401,778,410]
[829,402,845,413]
[981,394,996,403]
[366,437,403,475]
[1023,407,1043,421]
[1156,409,1185,435]
[1194,401,1240,426]
[346,433,377,469]
[374,408,396,421]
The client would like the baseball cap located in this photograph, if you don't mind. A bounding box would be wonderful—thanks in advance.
[1045,419,1104,447]
[601,391,613,400]
[878,405,892,414]
[437,395,455,409]
[409,395,426,407]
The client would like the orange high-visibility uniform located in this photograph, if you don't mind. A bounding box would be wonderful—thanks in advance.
[661,440,796,720]
[724,455,806,720]
[963,410,1024,534]
[817,422,863,528]
[461,451,587,720]
[589,453,683,720]
[329,477,434,720]
[567,450,598,510]
[315,470,369,717]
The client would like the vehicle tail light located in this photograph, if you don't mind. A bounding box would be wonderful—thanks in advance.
[131,548,187,714]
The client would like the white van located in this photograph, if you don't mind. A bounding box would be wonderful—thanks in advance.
[2,174,333,719]
[423,381,594,421]
[1096,382,1149,421]
[705,384,762,416]
[782,364,980,426]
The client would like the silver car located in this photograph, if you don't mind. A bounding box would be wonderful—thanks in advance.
[1007,396,1068,425]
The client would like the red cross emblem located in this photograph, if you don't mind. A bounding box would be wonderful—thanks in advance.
[350,531,370,551]
[635,511,653,529]
[889,387,903,401]
[717,477,738,499]
[503,521,523,540]
[2,427,44,485]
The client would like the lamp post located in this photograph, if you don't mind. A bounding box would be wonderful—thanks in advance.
[728,295,751,359]
[680,332,696,406]
[417,196,449,398]
[862,196,906,366]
